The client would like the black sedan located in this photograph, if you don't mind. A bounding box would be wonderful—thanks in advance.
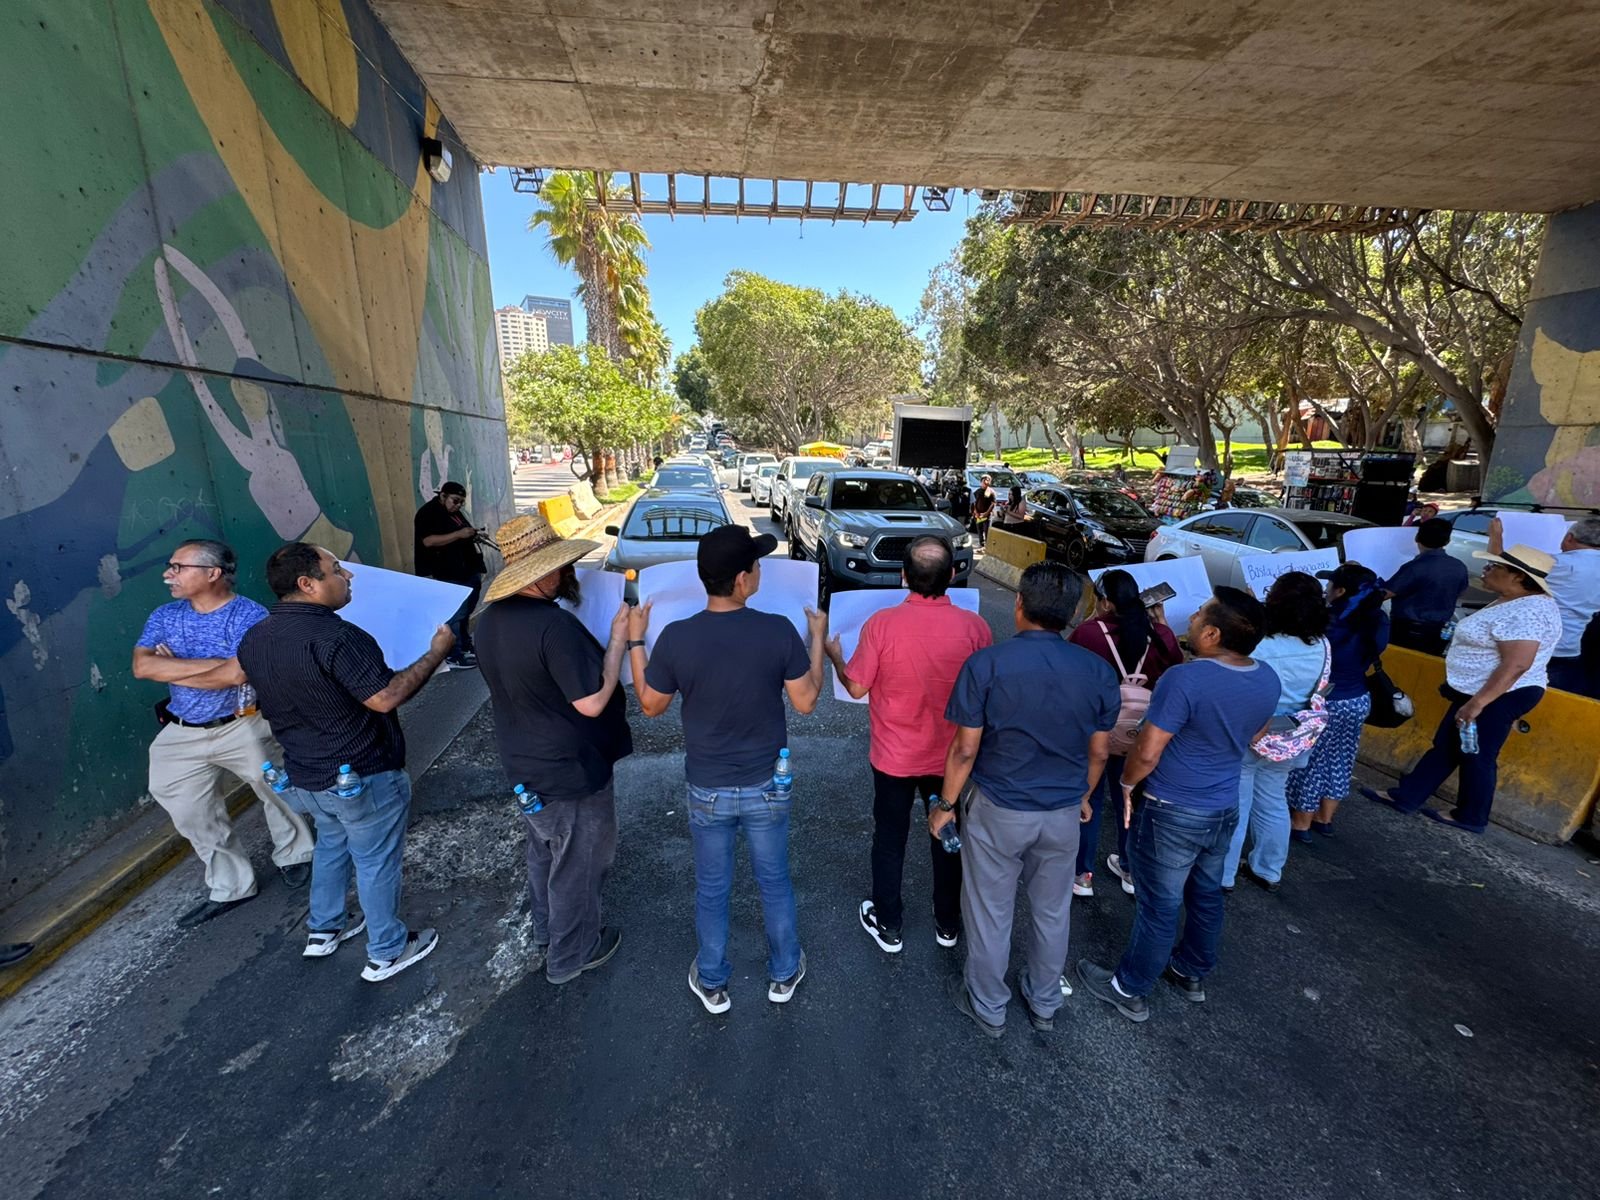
[1021,484,1159,570]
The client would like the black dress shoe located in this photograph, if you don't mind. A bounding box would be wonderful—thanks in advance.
[1162,964,1207,1003]
[1240,864,1281,893]
[0,942,34,968]
[280,862,312,889]
[176,896,253,929]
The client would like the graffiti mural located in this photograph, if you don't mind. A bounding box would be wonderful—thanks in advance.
[1485,202,1600,511]
[0,0,508,904]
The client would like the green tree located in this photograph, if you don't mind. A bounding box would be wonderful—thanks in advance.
[504,344,672,485]
[672,346,716,415]
[695,271,919,450]
[528,171,650,360]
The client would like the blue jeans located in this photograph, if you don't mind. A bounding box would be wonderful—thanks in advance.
[1222,751,1303,886]
[294,769,412,961]
[1392,685,1544,830]
[687,782,801,989]
[1075,754,1127,877]
[1115,794,1238,997]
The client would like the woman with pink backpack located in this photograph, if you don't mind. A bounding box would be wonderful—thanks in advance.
[1067,570,1183,897]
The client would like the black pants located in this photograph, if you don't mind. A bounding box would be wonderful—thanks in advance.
[440,573,482,655]
[1390,617,1446,656]
[870,768,962,931]
[1392,684,1544,830]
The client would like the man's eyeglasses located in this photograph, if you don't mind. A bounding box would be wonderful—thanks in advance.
[164,562,215,572]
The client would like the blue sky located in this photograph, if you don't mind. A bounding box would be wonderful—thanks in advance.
[480,174,976,361]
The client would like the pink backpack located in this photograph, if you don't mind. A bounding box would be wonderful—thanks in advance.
[1098,622,1152,755]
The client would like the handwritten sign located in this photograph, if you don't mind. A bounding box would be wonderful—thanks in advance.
[1088,556,1212,632]
[1239,548,1339,596]
[826,588,982,703]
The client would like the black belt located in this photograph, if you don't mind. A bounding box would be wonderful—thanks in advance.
[170,707,257,730]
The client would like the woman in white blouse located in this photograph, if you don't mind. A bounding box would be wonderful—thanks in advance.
[1365,543,1562,833]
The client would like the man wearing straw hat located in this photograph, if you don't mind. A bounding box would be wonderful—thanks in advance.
[475,514,632,984]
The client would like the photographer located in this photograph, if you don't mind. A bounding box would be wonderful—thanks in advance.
[414,480,486,669]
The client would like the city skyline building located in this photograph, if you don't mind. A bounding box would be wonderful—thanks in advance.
[518,294,574,345]
[494,304,549,366]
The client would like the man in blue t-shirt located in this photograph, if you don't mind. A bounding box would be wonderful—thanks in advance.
[132,540,314,929]
[630,525,827,1016]
[1077,586,1279,1023]
[932,561,1120,1038]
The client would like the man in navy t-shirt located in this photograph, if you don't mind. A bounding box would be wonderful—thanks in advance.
[630,525,827,1016]
[1077,586,1279,1022]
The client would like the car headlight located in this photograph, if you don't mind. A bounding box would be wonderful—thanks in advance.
[952,532,973,549]
[833,531,869,549]
[1090,529,1125,546]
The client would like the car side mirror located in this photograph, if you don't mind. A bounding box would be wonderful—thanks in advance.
[803,495,824,509]
[604,525,619,536]
[934,498,951,512]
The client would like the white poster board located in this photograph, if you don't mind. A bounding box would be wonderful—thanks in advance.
[1238,547,1339,596]
[826,588,982,703]
[342,563,469,670]
[1088,557,1211,631]
[1341,526,1422,583]
[634,558,820,653]
[1496,511,1571,557]
[560,566,631,683]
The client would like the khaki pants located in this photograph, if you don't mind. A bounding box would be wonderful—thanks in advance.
[148,714,315,902]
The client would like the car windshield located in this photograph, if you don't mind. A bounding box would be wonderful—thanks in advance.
[756,464,778,477]
[622,501,727,540]
[791,460,843,480]
[1072,488,1148,519]
[968,468,1018,489]
[654,467,714,488]
[1287,517,1355,549]
[830,477,931,511]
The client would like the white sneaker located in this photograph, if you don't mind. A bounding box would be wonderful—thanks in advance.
[768,952,806,1003]
[1072,872,1095,897]
[361,928,438,982]
[302,915,366,958]
[1059,973,1074,997]
[1106,854,1136,896]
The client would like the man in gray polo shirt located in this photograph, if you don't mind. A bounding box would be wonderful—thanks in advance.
[930,561,1120,1038]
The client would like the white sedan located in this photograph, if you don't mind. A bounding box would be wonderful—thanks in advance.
[1145,506,1373,589]
[750,462,780,504]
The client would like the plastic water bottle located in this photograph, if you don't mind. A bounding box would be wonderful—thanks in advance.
[261,761,290,793]
[333,764,365,798]
[513,783,545,815]
[937,822,962,854]
[772,748,793,798]
[1459,721,1480,755]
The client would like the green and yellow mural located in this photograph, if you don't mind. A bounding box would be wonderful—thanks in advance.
[0,0,508,903]
[1486,201,1600,511]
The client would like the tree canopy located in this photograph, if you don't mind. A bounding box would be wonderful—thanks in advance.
[504,343,673,479]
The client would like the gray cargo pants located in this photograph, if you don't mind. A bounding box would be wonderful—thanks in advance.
[525,780,618,980]
[960,782,1081,1028]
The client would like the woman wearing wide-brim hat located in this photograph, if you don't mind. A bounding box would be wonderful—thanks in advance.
[1364,544,1563,833]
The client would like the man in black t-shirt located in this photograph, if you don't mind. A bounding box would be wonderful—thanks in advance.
[629,525,827,1016]
[414,480,486,669]
[475,513,629,985]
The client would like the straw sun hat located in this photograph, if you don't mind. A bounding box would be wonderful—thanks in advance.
[1471,543,1556,594]
[483,513,598,603]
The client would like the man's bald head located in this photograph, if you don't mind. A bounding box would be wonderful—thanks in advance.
[903,536,954,597]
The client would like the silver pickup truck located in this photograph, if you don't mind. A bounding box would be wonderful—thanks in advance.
[788,469,974,605]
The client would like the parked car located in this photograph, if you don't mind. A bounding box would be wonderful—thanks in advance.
[604,487,732,600]
[964,466,1021,492]
[750,462,780,504]
[870,453,894,471]
[1433,506,1501,606]
[1018,470,1058,487]
[1056,469,1144,504]
[652,463,719,490]
[1145,506,1374,590]
[771,456,848,524]
[1021,484,1159,570]
[788,469,974,605]
[737,452,778,490]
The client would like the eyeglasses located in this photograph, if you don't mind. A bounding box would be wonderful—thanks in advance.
[164,562,215,572]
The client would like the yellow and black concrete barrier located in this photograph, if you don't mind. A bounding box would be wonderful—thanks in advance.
[976,527,1047,591]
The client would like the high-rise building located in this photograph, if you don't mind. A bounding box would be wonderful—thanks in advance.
[494,305,549,366]
[519,295,574,345]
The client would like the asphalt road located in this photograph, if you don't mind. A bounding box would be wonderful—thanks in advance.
[4,475,1599,1199]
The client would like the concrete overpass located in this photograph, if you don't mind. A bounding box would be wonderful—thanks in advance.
[370,0,1600,214]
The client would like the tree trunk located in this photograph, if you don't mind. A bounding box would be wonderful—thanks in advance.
[1041,418,1063,461]
[989,400,1004,459]
[1021,418,1033,449]
[1063,424,1085,467]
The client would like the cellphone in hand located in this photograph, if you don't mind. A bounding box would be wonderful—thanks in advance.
[1138,582,1176,608]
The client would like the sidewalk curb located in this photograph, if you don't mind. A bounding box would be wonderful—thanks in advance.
[0,678,489,1004]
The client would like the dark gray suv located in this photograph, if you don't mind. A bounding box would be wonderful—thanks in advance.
[788,469,974,604]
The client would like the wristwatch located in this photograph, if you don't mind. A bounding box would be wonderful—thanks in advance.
[625,639,646,650]
[932,796,956,813]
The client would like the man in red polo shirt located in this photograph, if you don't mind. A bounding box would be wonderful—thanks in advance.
[826,536,993,952]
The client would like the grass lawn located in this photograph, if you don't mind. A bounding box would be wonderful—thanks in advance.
[1000,441,1344,474]
[600,482,642,504]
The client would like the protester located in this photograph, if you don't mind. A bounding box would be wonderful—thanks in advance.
[1384,518,1469,654]
[476,515,630,984]
[1076,588,1279,1022]
[236,543,454,981]
[996,485,1028,528]
[0,942,34,968]
[826,536,992,953]
[970,475,996,546]
[1285,564,1389,839]
[630,525,827,1015]
[414,480,485,670]
[132,539,314,929]
[1404,501,1440,527]
[1066,569,1183,897]
[1222,572,1330,892]
[1366,544,1562,832]
[1489,515,1600,696]
[944,471,971,523]
[931,561,1120,1038]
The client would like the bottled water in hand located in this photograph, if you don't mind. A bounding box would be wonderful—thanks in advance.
[772,748,793,798]
[1458,721,1479,755]
[333,764,364,799]
[938,822,962,854]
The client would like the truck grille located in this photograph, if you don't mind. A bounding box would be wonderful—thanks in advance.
[871,535,914,563]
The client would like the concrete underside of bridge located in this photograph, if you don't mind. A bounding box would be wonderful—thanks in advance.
[369,0,1600,213]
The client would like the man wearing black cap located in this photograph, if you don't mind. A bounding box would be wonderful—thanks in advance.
[628,525,828,1016]
[414,481,485,669]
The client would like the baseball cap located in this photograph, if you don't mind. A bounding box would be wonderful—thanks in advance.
[697,524,778,582]
[439,480,467,497]
[1315,562,1378,590]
